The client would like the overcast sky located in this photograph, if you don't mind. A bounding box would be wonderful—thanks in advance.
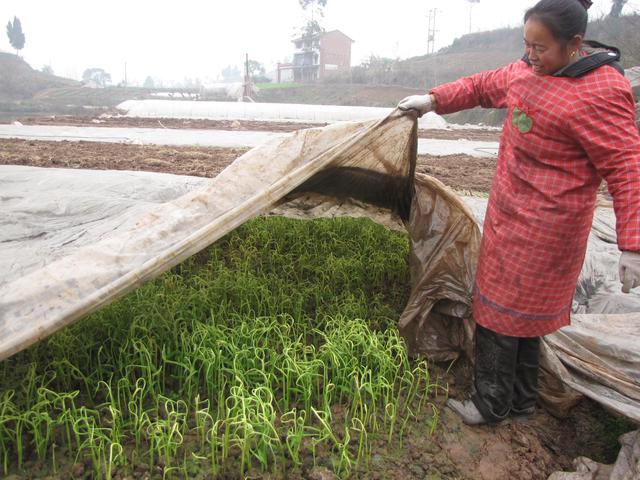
[0,0,636,85]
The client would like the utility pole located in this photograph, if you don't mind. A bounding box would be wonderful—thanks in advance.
[242,53,254,102]
[427,9,439,88]
[467,0,480,33]
[124,62,127,87]
[427,9,438,55]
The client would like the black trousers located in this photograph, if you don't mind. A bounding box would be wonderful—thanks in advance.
[471,324,541,423]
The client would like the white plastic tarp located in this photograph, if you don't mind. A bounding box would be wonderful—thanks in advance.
[0,124,500,157]
[116,99,450,129]
[0,167,206,284]
[627,67,640,99]
[548,431,640,480]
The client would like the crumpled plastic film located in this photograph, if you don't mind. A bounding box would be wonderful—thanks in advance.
[627,67,640,130]
[627,67,640,100]
[548,431,640,479]
[399,174,480,362]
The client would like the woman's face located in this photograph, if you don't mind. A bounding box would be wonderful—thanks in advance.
[523,17,578,76]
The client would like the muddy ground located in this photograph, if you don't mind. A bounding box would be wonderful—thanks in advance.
[0,139,496,195]
[0,138,249,179]
[0,117,632,480]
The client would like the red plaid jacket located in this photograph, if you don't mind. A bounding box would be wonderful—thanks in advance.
[431,60,640,337]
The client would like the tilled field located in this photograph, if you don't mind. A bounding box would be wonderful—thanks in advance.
[0,139,497,194]
[0,138,249,179]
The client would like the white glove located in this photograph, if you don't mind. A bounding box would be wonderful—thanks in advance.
[619,251,640,293]
[398,94,434,117]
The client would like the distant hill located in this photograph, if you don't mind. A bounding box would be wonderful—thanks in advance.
[0,52,78,102]
[359,13,640,91]
[0,52,156,120]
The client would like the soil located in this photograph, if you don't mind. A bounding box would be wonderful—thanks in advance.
[0,116,631,480]
[0,139,497,195]
[0,138,249,179]
[417,154,496,194]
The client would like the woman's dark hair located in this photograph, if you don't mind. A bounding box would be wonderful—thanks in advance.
[524,0,591,45]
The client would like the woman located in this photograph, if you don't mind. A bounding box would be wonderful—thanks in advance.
[399,0,640,425]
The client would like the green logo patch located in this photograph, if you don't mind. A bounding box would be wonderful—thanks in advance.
[512,107,533,134]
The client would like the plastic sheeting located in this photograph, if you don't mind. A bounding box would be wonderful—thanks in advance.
[1,111,639,431]
[0,124,500,157]
[116,99,450,129]
[548,431,640,479]
[628,67,640,99]
[627,67,640,130]
[0,167,207,286]
[0,124,284,148]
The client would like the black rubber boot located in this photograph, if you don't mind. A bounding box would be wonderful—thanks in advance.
[511,336,540,417]
[471,324,518,424]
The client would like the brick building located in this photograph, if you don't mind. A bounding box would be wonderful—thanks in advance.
[277,30,354,83]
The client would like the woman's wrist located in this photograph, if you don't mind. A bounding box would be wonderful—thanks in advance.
[429,94,438,112]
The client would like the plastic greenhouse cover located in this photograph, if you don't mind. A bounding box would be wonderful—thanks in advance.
[0,124,500,157]
[116,99,451,129]
[1,111,639,437]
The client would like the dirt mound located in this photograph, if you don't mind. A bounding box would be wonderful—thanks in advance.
[0,52,78,102]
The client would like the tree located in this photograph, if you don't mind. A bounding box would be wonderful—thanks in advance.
[6,16,25,55]
[609,0,628,18]
[82,68,112,87]
[247,59,270,83]
[299,0,327,10]
[301,19,323,41]
[247,60,265,77]
[143,76,155,88]
[298,0,326,46]
[221,65,241,82]
[41,65,54,75]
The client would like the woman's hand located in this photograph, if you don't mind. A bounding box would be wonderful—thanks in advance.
[619,251,640,293]
[398,94,435,117]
